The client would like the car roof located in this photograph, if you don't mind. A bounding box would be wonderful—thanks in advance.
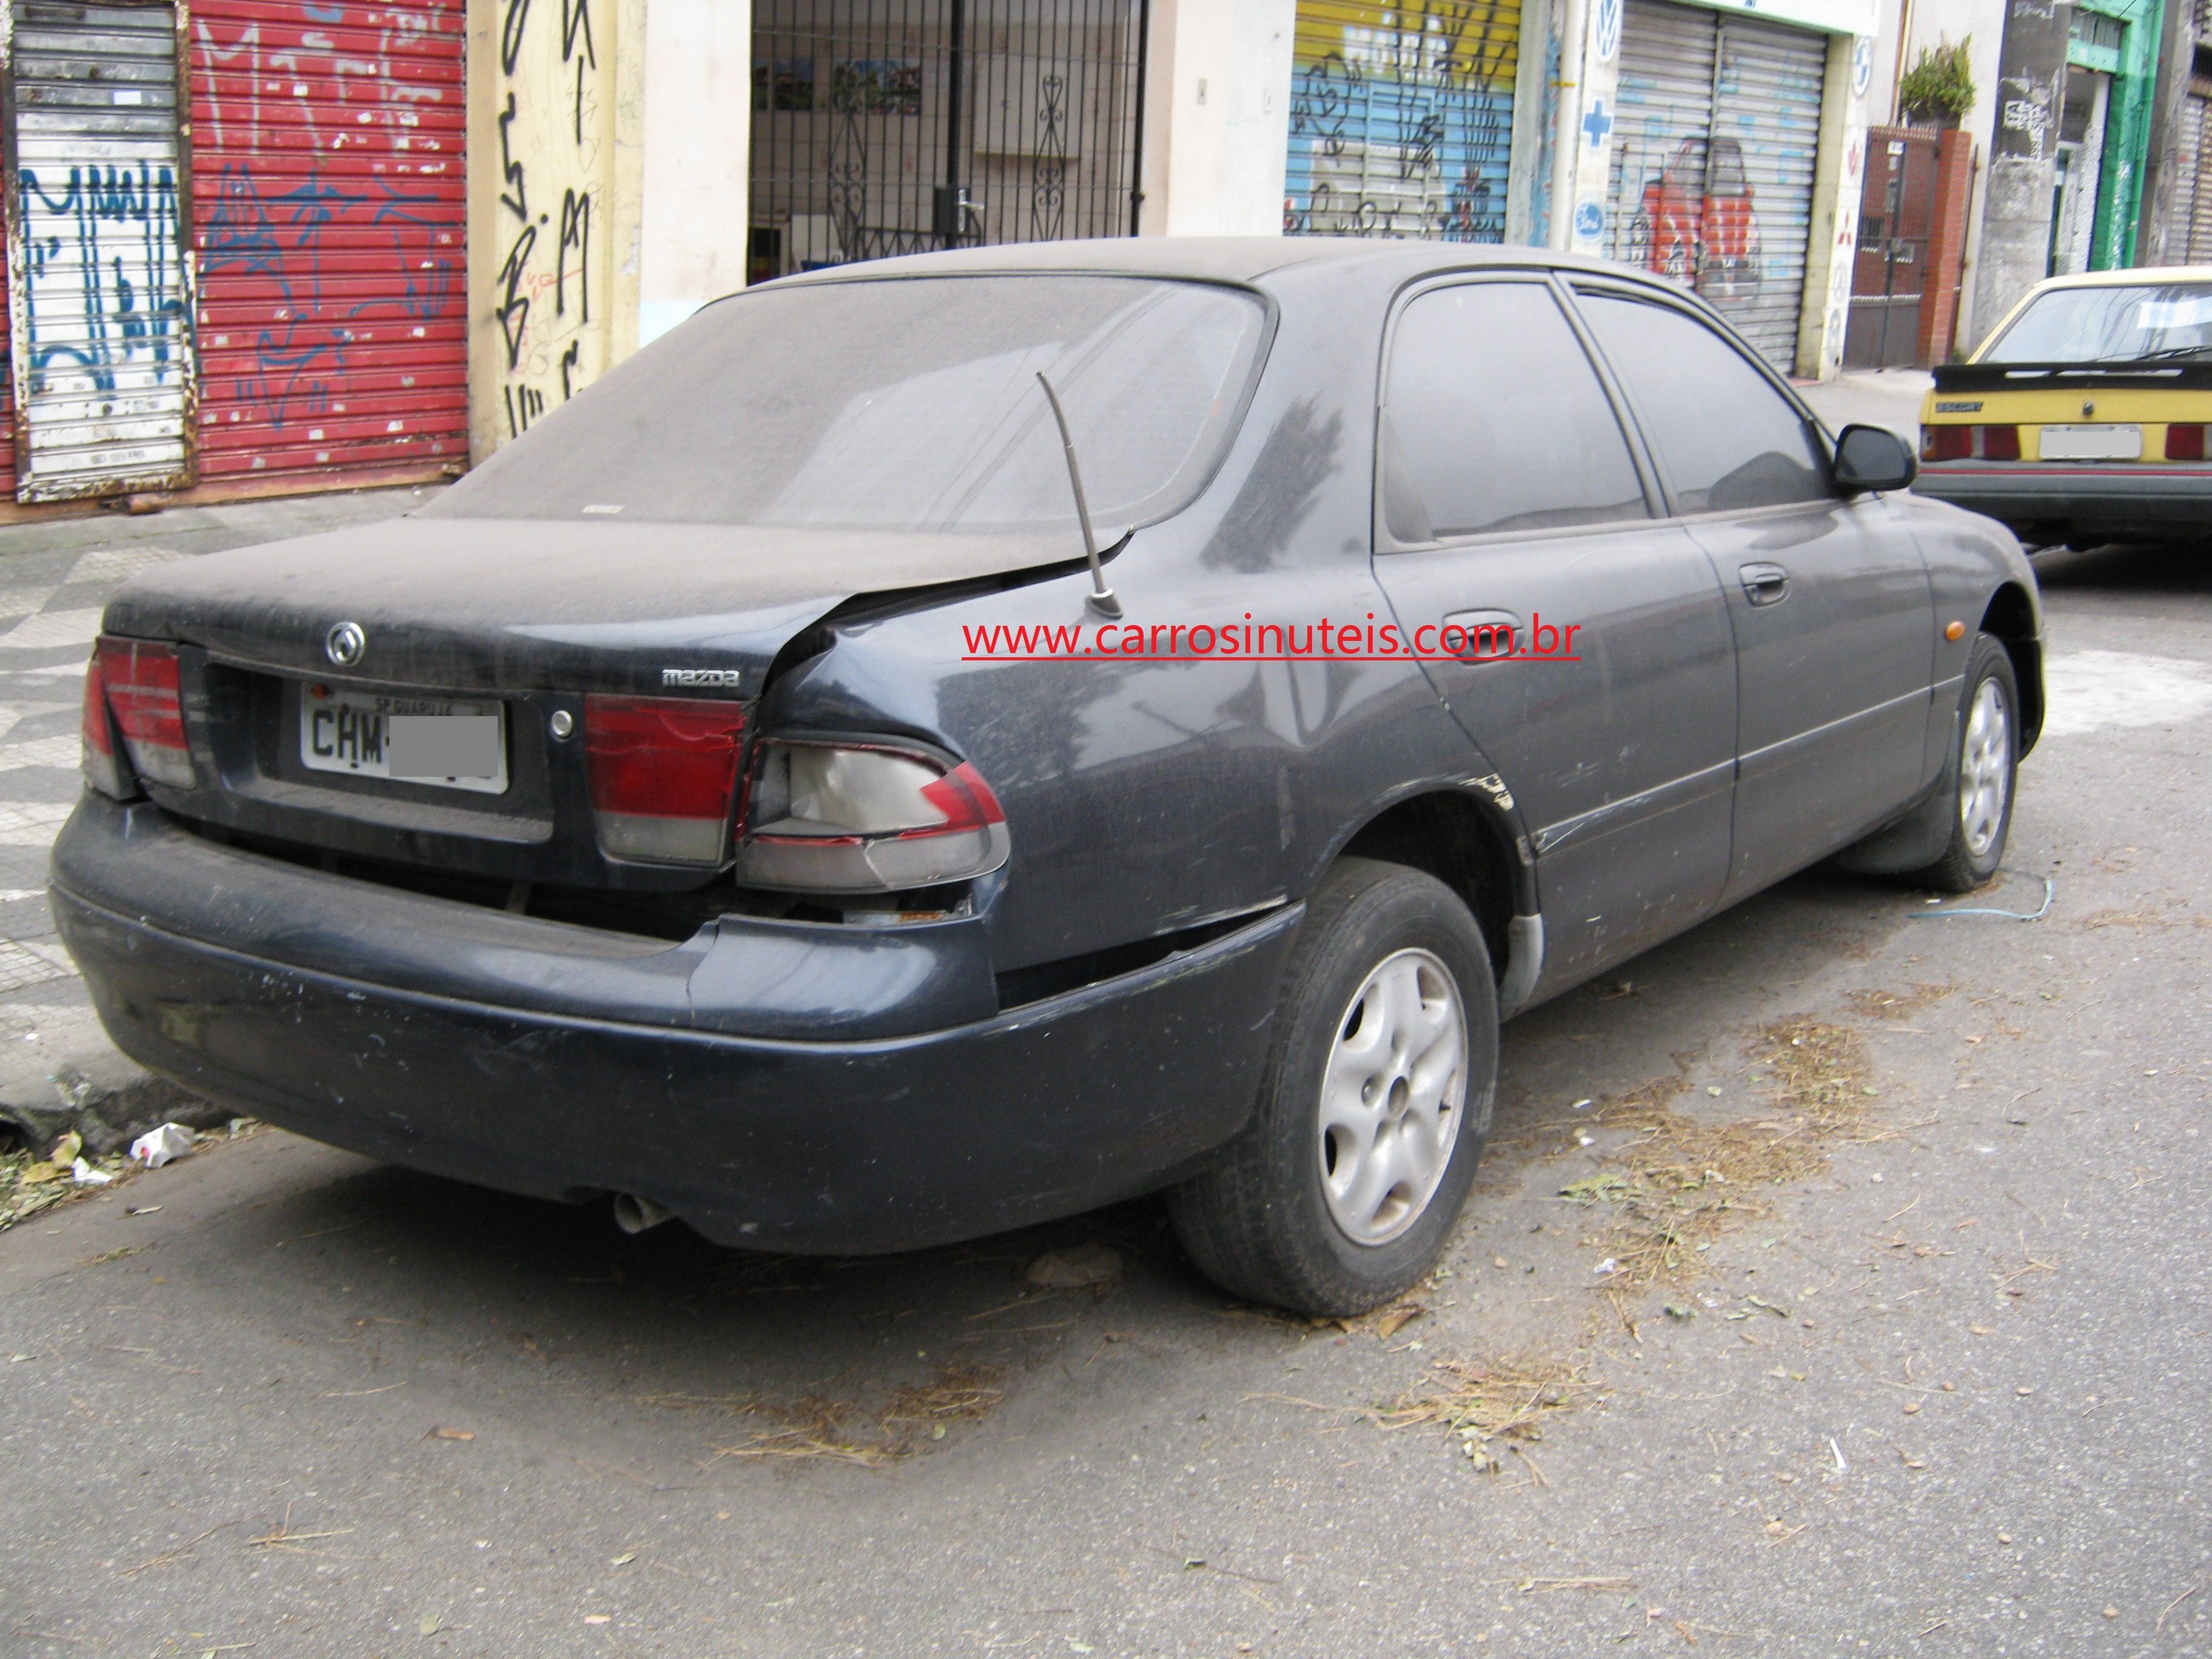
[766,235,1641,291]
[2021,264,2212,293]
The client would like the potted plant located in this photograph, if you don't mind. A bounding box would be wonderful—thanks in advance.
[1898,39,1975,129]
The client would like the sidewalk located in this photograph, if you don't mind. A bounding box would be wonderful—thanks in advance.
[0,487,440,1147]
[1799,367,1932,438]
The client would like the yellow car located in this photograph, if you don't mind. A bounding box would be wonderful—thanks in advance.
[1912,266,2212,546]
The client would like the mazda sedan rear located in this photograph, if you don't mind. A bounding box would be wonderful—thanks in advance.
[53,240,2040,1316]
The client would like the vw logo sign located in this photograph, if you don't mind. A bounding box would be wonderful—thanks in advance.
[325,621,367,667]
[1594,0,1621,64]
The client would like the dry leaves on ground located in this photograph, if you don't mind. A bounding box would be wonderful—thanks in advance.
[1557,1019,1879,1292]
[647,1362,1008,1468]
[1378,1354,1602,1473]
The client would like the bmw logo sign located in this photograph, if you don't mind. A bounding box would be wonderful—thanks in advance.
[326,620,367,667]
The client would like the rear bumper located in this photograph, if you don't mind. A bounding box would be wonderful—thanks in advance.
[50,796,1300,1253]
[1912,463,2212,537]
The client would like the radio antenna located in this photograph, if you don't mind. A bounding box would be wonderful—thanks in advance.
[1036,372,1122,620]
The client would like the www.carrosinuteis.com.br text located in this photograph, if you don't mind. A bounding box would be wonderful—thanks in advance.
[959,614,1583,662]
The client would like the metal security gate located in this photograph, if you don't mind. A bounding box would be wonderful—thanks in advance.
[1605,0,1826,368]
[190,0,468,492]
[1845,127,1939,369]
[2,1,194,502]
[748,0,1147,282]
[1284,0,1521,240]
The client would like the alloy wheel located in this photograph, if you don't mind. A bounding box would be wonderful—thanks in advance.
[1316,947,1468,1246]
[1959,676,2012,857]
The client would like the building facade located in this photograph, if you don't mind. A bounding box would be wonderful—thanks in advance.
[0,0,1885,514]
[2,0,469,508]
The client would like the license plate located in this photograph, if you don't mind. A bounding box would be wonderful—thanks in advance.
[2037,423,2142,460]
[300,686,509,794]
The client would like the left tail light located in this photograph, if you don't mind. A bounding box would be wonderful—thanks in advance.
[85,637,193,794]
[583,694,748,864]
[736,739,1010,893]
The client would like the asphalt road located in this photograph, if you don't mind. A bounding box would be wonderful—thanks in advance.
[4,395,2209,1657]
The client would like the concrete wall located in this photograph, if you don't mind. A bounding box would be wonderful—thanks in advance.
[1970,0,2071,352]
[468,0,750,462]
[639,0,752,344]
[1137,0,1296,235]
[1797,31,1878,378]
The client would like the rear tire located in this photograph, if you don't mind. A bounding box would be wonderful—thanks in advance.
[1168,858,1498,1316]
[1907,632,2019,893]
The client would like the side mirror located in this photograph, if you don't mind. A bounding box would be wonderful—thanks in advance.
[1832,423,1918,494]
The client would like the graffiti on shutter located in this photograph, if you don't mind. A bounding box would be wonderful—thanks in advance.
[1285,0,1521,241]
[4,1,193,502]
[190,0,466,491]
[1606,0,1823,370]
[471,0,619,458]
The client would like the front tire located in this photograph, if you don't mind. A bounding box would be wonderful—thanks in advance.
[1908,632,2019,893]
[1168,858,1499,1316]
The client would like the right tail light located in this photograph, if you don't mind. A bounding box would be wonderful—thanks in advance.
[2166,424,2208,461]
[736,739,1009,893]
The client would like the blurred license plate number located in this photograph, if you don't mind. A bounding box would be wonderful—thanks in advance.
[2039,424,2142,460]
[301,689,508,794]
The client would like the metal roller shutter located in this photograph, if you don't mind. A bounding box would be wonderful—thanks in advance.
[190,0,467,493]
[1606,0,1826,369]
[1606,1,1720,281]
[1709,17,1825,362]
[2185,85,2212,265]
[1285,0,1522,241]
[4,1,193,502]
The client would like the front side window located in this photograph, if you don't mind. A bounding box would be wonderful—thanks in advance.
[427,276,1269,533]
[1982,283,2212,364]
[1578,292,1831,514]
[1382,281,1648,541]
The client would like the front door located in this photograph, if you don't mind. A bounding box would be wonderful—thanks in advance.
[1572,283,1936,901]
[1367,276,1740,991]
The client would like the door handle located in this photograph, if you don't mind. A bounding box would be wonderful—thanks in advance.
[1439,609,1522,661]
[1739,563,1790,606]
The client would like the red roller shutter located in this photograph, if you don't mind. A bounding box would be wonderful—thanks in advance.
[189,1,466,493]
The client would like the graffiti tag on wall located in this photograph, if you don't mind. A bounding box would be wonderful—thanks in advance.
[16,161,190,395]
[484,0,612,444]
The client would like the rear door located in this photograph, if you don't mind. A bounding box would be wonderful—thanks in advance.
[1570,282,1936,901]
[1367,275,1738,990]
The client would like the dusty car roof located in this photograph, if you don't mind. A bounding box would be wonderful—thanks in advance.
[765,235,1628,290]
[2019,264,2212,293]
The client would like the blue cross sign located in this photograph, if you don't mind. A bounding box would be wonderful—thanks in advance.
[1582,98,1614,150]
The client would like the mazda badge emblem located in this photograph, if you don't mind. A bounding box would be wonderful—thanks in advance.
[326,621,367,667]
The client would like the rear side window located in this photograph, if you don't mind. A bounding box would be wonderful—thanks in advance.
[1381,281,1648,541]
[1577,292,1830,514]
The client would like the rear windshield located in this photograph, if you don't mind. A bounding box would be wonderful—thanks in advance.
[427,275,1269,532]
[1983,282,2212,364]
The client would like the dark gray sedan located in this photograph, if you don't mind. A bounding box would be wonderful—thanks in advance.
[52,240,2042,1315]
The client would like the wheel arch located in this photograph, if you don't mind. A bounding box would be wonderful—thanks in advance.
[1333,785,1541,1013]
[1979,582,2043,754]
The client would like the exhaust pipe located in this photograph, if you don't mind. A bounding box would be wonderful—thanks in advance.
[611,1192,675,1235]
